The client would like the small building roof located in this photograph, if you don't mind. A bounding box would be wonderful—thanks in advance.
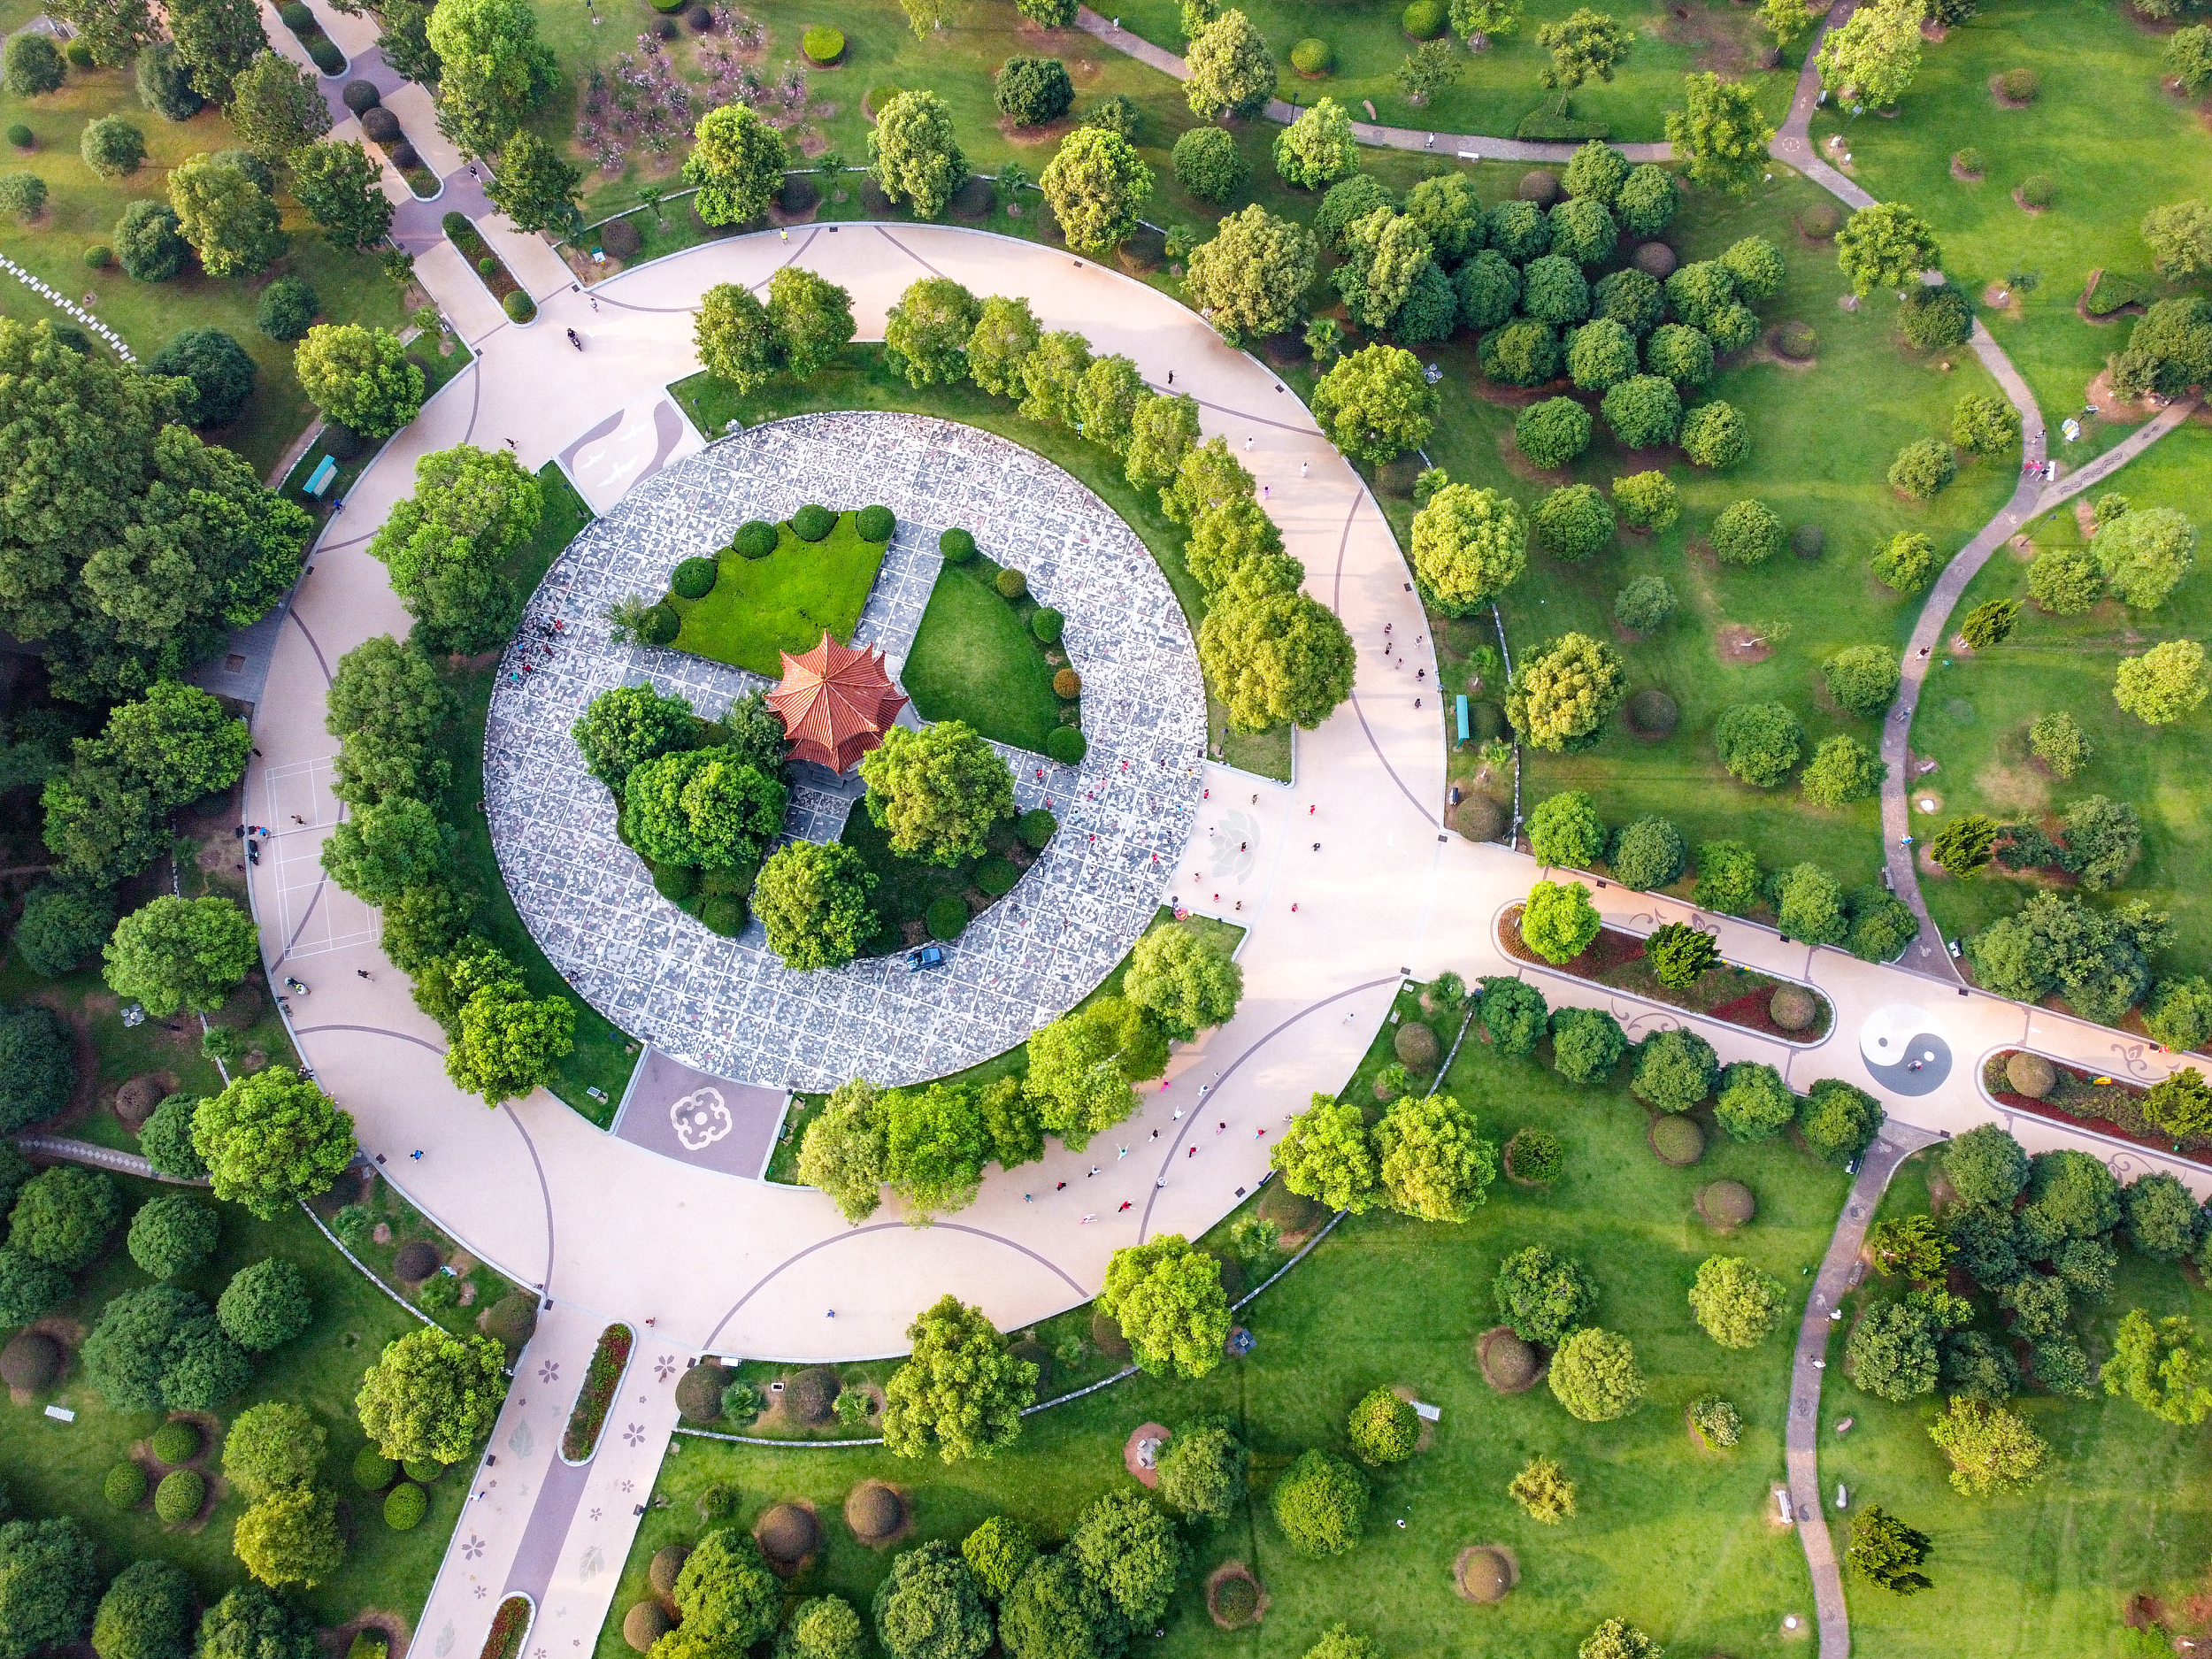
[764,632,909,773]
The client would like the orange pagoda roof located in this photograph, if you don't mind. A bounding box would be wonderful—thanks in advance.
[764,632,909,773]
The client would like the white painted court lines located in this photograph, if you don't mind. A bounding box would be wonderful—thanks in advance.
[263,757,378,962]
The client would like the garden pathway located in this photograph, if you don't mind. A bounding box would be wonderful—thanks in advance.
[1073,8,1672,162]
[11,1133,205,1184]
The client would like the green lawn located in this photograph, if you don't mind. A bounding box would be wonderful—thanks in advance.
[1809,0,2212,457]
[0,0,407,476]
[1816,1151,2212,1657]
[833,794,1018,954]
[437,463,641,1126]
[669,357,1293,780]
[601,981,1853,1659]
[1912,422,2212,980]
[670,513,889,676]
[3,1171,472,1633]
[902,552,1069,753]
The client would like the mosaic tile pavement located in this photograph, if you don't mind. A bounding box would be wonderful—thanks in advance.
[484,413,1207,1090]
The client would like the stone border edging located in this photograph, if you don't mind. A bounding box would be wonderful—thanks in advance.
[1970,1044,2211,1173]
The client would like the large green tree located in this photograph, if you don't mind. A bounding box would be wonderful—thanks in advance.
[1688,1254,1785,1348]
[485,128,581,235]
[1041,127,1153,256]
[1198,588,1356,733]
[860,721,1015,864]
[289,140,392,250]
[1816,0,1921,106]
[368,442,541,652]
[0,1517,100,1659]
[226,52,329,159]
[90,1559,196,1659]
[355,1325,509,1463]
[1548,1325,1645,1420]
[882,1294,1038,1462]
[327,635,457,806]
[1183,207,1317,346]
[166,0,265,104]
[1376,1092,1496,1221]
[1505,633,1626,750]
[2104,1309,2212,1425]
[103,895,258,1017]
[1021,996,1164,1149]
[872,1541,990,1659]
[1122,924,1241,1039]
[81,1283,251,1409]
[684,104,786,226]
[294,324,424,439]
[885,277,982,387]
[1311,343,1437,464]
[1663,72,1771,196]
[869,91,969,219]
[1184,11,1275,119]
[234,1482,343,1589]
[1836,202,1942,296]
[1100,1235,1233,1379]
[796,1078,887,1222]
[1411,484,1526,614]
[1066,1489,1186,1629]
[755,841,879,972]
[424,0,557,158]
[192,1067,357,1217]
[168,152,284,277]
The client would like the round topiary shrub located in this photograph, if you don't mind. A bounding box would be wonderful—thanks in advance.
[1698,1179,1756,1229]
[104,1462,150,1509]
[1402,0,1446,37]
[2018,173,2054,209]
[1998,66,2038,102]
[1775,319,1817,360]
[1626,688,1678,738]
[503,289,536,323]
[597,217,642,261]
[402,1458,445,1484]
[393,1240,441,1282]
[846,1479,904,1541]
[1090,1309,1133,1359]
[1290,36,1333,73]
[1458,1547,1512,1603]
[654,14,678,37]
[1632,241,1677,278]
[278,2,311,27]
[2006,1051,2056,1098]
[4,125,30,150]
[791,504,835,541]
[256,275,318,341]
[1791,522,1824,559]
[789,1365,839,1424]
[360,106,401,144]
[1044,726,1087,764]
[995,567,1028,599]
[856,504,895,541]
[623,1605,669,1653]
[642,603,681,646]
[153,1469,204,1525]
[700,895,746,936]
[83,242,111,268]
[732,519,778,558]
[974,856,1020,897]
[1650,1113,1705,1165]
[674,1360,731,1422]
[1478,1329,1539,1391]
[757,1502,820,1564]
[1455,794,1507,841]
[654,863,699,902]
[1211,1571,1260,1625]
[1506,1126,1565,1182]
[686,3,712,28]
[926,895,969,941]
[1517,169,1560,206]
[353,1446,397,1490]
[1348,1386,1419,1463]
[1052,667,1081,699]
[1769,985,1817,1031]
[342,80,380,113]
[801,25,843,63]
[1800,201,1839,238]
[383,1482,427,1530]
[1018,807,1057,848]
[150,1420,201,1464]
[648,1544,690,1595]
[938,526,977,562]
[1394,1021,1440,1069]
[672,557,718,599]
[1031,607,1064,642]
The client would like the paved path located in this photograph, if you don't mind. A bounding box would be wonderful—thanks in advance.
[1074,7,1671,162]
[11,1134,207,1184]
[1784,1124,1939,1657]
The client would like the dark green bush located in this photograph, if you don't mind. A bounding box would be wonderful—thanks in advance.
[343,80,380,113]
[1402,0,1446,36]
[502,290,535,323]
[856,504,895,541]
[672,557,718,599]
[153,1469,204,1524]
[995,567,1028,599]
[700,895,747,936]
[1031,608,1064,642]
[352,1446,396,1489]
[975,857,1019,897]
[384,1483,428,1529]
[939,526,977,562]
[1018,808,1057,848]
[792,504,835,541]
[402,1457,443,1483]
[3,126,27,150]
[653,862,700,902]
[642,603,680,646]
[733,520,778,558]
[150,1420,201,1463]
[1045,726,1087,764]
[104,1462,150,1509]
[256,277,318,342]
[926,895,969,941]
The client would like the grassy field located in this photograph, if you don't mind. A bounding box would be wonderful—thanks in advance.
[670,357,1294,780]
[3,1169,471,1636]
[0,0,406,475]
[901,551,1069,753]
[1816,1149,2212,1657]
[436,463,642,1126]
[1810,0,2212,458]
[1911,421,2212,978]
[598,980,1855,1659]
[670,513,888,674]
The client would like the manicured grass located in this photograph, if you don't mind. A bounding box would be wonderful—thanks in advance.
[0,4,408,475]
[2,1170,469,1632]
[1911,422,2212,980]
[669,356,1294,780]
[438,463,641,1125]
[1817,1151,2212,1657]
[833,793,1018,953]
[601,988,1851,1659]
[670,512,888,676]
[902,552,1069,753]
[1809,0,2212,458]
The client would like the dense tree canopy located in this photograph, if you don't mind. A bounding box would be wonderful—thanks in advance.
[192,1067,357,1217]
[81,1283,250,1410]
[368,442,540,653]
[356,1325,509,1464]
[1099,1235,1232,1379]
[862,722,1015,865]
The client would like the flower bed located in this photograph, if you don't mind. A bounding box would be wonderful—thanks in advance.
[445,213,535,322]
[479,1596,532,1659]
[276,0,346,73]
[561,1323,634,1462]
[359,107,436,197]
[1982,1051,2210,1162]
[1496,906,1833,1042]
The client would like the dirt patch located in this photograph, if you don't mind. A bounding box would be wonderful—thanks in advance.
[1466,375,1570,409]
[2085,370,2159,424]
[1988,73,2035,108]
[1949,157,1985,182]
[998,113,1075,145]
[2073,497,2099,539]
[1973,757,2048,816]
[1452,1544,1521,1602]
[1982,282,2022,315]
[325,1614,411,1659]
[1123,1423,1170,1487]
[1716,622,1774,664]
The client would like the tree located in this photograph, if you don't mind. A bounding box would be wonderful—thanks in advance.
[1664,72,1772,196]
[798,1078,887,1222]
[111,197,181,280]
[1199,588,1355,732]
[861,722,1014,864]
[1272,1448,1368,1556]
[1952,392,2020,457]
[103,895,257,1018]
[295,323,423,439]
[165,0,265,104]
[1926,1397,2047,1496]
[754,842,878,972]
[194,1586,317,1659]
[1844,1299,1939,1402]
[167,152,284,277]
[1889,436,1957,501]
[443,963,573,1108]
[0,1003,75,1132]
[1599,373,1682,450]
[2170,27,2212,96]
[1334,207,1435,331]
[8,1164,122,1268]
[1689,1254,1784,1348]
[684,103,786,227]
[960,1518,1034,1602]
[2144,1067,2212,1137]
[870,91,969,219]
[1516,397,1592,468]
[2125,1171,2203,1261]
[1709,1060,1792,1141]
[1549,1005,1626,1083]
[2116,639,2208,725]
[1274,98,1357,189]
[1100,1235,1231,1378]
[81,114,148,180]
[879,1082,987,1217]
[368,442,537,651]
[2028,546,2101,616]
[1521,879,1600,964]
[2145,979,2212,1054]
[1451,0,1524,46]
[2056,793,2141,892]
[91,1559,195,1659]
[193,1067,356,1217]
[995,55,1072,126]
[781,1598,865,1659]
[227,51,330,160]
[1847,1506,1933,1594]
[1822,644,1901,718]
[2109,296,2212,401]
[1067,1488,1186,1628]
[1185,10,1274,119]
[2104,1308,2212,1425]
[1968,891,2166,1020]
[1836,202,1941,295]
[234,1481,344,1589]
[571,683,696,795]
[1644,921,1719,989]
[1041,127,1152,257]
[319,797,450,904]
[1609,812,1684,887]
[2093,506,2197,611]
[1311,343,1436,465]
[1631,1026,1716,1112]
[672,1530,780,1655]
[1122,925,1240,1040]
[768,266,856,381]
[1562,319,1636,394]
[424,0,556,158]
[286,140,390,252]
[356,1325,508,1463]
[1344,1386,1418,1466]
[1171,126,1246,204]
[1708,700,1800,787]
[1528,790,1605,868]
[1610,472,1678,534]
[872,1541,990,1659]
[1817,0,1921,105]
[1182,206,1316,346]
[694,281,777,393]
[50,0,157,65]
[81,1283,250,1409]
[1799,733,1883,808]
[2143,197,2212,279]
[1548,1326,1644,1420]
[1537,7,1632,88]
[885,277,980,387]
[137,1094,207,1182]
[881,1294,1035,1462]
[1533,482,1616,560]
[1376,1092,1495,1221]
[626,747,785,871]
[1492,1244,1597,1344]
[127,1194,219,1279]
[1504,633,1626,751]
[1156,1417,1248,1520]
[1677,398,1747,468]
[0,1242,66,1324]
[1023,997,1163,1148]
[0,1517,99,1659]
[1271,1094,1379,1212]
[218,1257,313,1350]
[1927,812,2000,878]
[484,128,580,235]
[1408,484,1525,616]
[995,1556,1112,1659]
